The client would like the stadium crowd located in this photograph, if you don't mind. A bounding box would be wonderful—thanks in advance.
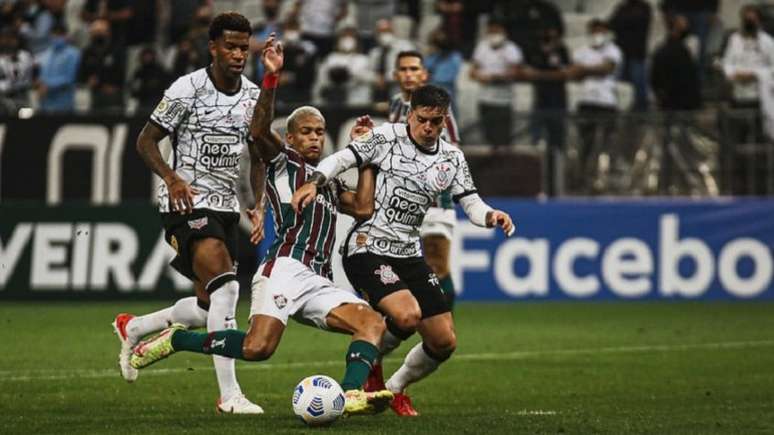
[0,0,772,196]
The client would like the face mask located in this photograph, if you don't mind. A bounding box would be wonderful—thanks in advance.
[743,19,758,34]
[338,36,356,52]
[590,32,608,47]
[488,33,506,47]
[284,30,300,43]
[377,32,394,47]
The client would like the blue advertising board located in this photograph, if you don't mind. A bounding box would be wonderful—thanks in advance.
[260,199,774,301]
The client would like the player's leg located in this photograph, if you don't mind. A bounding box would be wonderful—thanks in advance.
[422,234,455,309]
[383,257,453,416]
[386,312,456,396]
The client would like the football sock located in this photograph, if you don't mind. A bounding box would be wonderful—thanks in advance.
[207,274,242,401]
[170,296,208,328]
[341,340,379,391]
[440,274,456,310]
[171,329,246,360]
[377,328,403,362]
[385,342,446,393]
[125,306,173,345]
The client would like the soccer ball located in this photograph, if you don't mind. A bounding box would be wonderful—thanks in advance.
[292,375,345,426]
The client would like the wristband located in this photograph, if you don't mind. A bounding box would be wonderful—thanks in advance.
[262,73,279,89]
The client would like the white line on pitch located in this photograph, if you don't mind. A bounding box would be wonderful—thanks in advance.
[1,339,773,383]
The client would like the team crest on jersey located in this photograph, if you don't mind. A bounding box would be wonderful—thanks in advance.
[374,265,399,285]
[188,217,208,230]
[431,163,452,190]
[273,294,288,309]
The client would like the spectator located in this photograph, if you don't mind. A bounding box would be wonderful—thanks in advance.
[168,0,206,45]
[650,14,701,110]
[18,0,56,55]
[291,0,347,58]
[470,19,524,148]
[80,0,133,47]
[126,0,158,47]
[721,4,774,195]
[129,47,171,113]
[316,27,374,106]
[354,0,396,51]
[572,19,622,190]
[78,19,125,112]
[660,0,719,73]
[276,19,317,105]
[436,0,488,58]
[34,23,80,112]
[425,27,463,104]
[369,18,413,102]
[525,26,570,151]
[0,27,34,114]
[609,0,652,111]
[251,0,284,85]
[494,0,563,58]
[650,14,702,194]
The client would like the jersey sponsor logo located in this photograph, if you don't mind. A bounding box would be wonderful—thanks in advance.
[385,187,429,226]
[188,216,208,230]
[155,98,185,123]
[273,294,288,309]
[356,233,368,247]
[199,135,240,169]
[374,265,400,285]
[354,133,387,155]
[388,242,418,256]
[314,193,336,214]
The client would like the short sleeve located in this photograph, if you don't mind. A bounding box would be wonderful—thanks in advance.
[347,125,392,167]
[606,45,623,66]
[507,43,523,65]
[449,152,478,203]
[150,76,195,134]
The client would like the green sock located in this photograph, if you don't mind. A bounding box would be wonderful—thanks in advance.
[171,329,246,360]
[341,340,379,391]
[440,274,456,309]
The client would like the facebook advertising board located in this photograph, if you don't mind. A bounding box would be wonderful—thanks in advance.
[285,199,774,301]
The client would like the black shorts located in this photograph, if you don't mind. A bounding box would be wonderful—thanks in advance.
[160,209,239,282]
[343,253,449,319]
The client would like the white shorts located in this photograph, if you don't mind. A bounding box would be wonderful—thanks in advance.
[249,257,368,330]
[419,207,457,240]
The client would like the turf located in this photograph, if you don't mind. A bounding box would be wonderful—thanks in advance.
[1,301,773,434]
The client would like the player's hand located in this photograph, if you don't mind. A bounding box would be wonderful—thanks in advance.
[488,210,515,237]
[246,208,265,244]
[262,32,284,74]
[291,183,317,214]
[166,176,199,214]
[349,115,374,140]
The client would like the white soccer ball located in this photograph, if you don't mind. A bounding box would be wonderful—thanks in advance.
[292,375,345,426]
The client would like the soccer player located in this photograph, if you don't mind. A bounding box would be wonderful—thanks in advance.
[111,12,265,414]
[129,36,394,416]
[291,85,514,416]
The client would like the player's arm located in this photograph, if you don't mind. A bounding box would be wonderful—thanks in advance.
[249,33,285,164]
[291,116,375,212]
[136,121,198,214]
[245,150,266,244]
[338,165,377,220]
[451,153,514,236]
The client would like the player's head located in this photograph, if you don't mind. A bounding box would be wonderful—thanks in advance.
[286,106,326,164]
[208,12,252,79]
[394,51,428,94]
[407,85,450,149]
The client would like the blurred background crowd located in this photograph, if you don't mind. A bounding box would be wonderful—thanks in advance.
[0,0,773,197]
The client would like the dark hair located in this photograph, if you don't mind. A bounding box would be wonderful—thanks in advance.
[395,50,424,67]
[52,22,68,35]
[487,17,506,28]
[209,12,251,41]
[410,85,450,110]
[588,18,608,30]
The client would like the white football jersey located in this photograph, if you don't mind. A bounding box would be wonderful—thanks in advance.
[343,123,477,258]
[150,67,260,213]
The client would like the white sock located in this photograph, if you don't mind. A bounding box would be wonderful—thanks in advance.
[385,342,441,394]
[377,329,403,363]
[207,275,242,401]
[126,307,173,344]
[125,297,209,344]
[170,296,208,329]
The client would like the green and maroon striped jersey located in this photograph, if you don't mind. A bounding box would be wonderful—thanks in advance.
[261,147,340,279]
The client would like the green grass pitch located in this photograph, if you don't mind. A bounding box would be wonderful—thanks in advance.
[2,301,773,434]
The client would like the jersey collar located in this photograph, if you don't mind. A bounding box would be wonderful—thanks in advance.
[406,124,439,155]
[206,65,242,96]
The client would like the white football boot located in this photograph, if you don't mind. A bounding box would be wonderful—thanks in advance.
[111,313,138,382]
[216,394,265,414]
